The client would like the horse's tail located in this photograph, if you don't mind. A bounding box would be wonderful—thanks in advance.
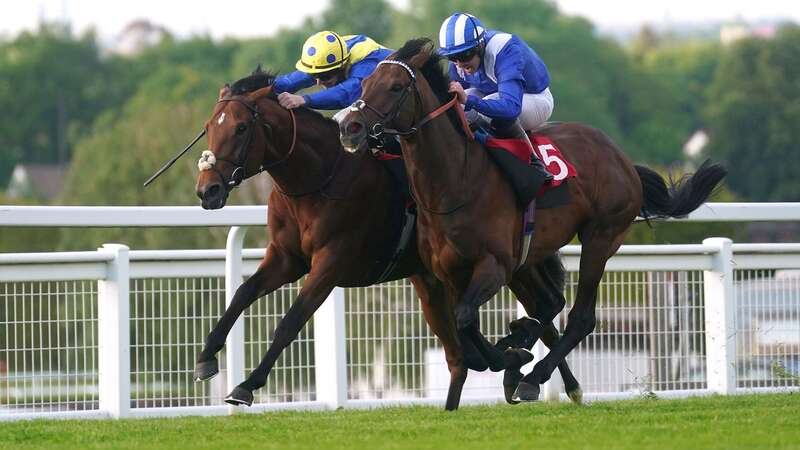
[635,159,727,220]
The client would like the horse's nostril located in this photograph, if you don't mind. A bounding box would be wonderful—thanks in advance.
[347,121,364,136]
[206,183,222,200]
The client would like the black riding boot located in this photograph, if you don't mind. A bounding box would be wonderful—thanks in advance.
[492,119,553,186]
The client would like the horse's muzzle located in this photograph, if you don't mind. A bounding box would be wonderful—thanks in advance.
[339,116,367,153]
[197,182,228,210]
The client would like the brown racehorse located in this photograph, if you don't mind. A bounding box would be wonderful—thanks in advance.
[339,39,727,403]
[192,69,582,410]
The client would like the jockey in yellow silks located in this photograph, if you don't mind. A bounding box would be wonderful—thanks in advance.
[274,31,393,122]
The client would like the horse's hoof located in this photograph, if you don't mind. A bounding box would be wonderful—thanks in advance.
[513,381,541,402]
[224,386,254,406]
[503,368,524,404]
[567,386,583,404]
[193,358,219,382]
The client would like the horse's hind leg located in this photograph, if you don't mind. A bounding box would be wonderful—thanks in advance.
[225,258,338,406]
[541,322,583,403]
[516,226,622,402]
[500,255,582,403]
[194,245,304,381]
[410,274,467,411]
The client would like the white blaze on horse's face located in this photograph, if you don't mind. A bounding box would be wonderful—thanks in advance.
[217,112,226,125]
[198,150,217,171]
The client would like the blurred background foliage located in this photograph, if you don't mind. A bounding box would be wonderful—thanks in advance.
[2,0,798,252]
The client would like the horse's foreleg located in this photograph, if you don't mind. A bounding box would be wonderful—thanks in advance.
[453,256,510,372]
[410,274,467,411]
[194,245,305,381]
[226,255,338,406]
[454,255,507,330]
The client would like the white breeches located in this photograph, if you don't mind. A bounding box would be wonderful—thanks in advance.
[464,87,554,131]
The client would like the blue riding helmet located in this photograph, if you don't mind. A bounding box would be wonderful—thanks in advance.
[438,13,485,56]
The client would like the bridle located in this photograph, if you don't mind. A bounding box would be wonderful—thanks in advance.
[349,60,473,143]
[350,59,478,215]
[208,97,297,189]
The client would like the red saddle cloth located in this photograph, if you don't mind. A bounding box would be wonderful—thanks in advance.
[483,133,577,196]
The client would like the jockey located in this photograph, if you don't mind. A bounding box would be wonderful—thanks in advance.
[438,13,553,184]
[273,31,393,123]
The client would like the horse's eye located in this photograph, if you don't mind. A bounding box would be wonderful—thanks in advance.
[390,83,403,92]
[236,123,248,134]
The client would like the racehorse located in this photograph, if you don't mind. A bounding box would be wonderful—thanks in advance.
[339,38,727,402]
[191,68,582,410]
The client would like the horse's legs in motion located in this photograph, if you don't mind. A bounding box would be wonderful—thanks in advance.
[410,274,467,411]
[453,255,520,372]
[501,255,581,403]
[225,255,339,406]
[194,247,304,380]
[515,226,623,401]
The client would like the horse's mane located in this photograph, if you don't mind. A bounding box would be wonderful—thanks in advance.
[228,66,337,127]
[393,38,464,135]
[230,65,278,96]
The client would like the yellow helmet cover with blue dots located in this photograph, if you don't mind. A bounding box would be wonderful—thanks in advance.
[296,31,350,74]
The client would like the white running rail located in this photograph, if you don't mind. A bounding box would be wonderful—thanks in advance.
[1,203,798,420]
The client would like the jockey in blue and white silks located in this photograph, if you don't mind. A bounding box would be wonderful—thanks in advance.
[273,31,393,119]
[439,13,553,134]
[439,12,553,207]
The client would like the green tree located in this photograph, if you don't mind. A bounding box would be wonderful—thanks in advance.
[0,23,126,183]
[706,25,800,200]
[57,58,259,250]
[319,0,395,43]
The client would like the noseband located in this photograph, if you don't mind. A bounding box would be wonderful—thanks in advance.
[202,97,297,189]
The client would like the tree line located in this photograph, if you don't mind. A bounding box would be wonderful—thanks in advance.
[1,0,798,251]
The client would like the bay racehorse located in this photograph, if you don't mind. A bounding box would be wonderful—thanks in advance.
[339,38,727,402]
[191,68,582,410]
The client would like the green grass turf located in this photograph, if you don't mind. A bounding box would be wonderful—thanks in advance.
[1,393,798,450]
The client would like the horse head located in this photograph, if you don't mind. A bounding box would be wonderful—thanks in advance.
[196,70,296,209]
[339,38,440,153]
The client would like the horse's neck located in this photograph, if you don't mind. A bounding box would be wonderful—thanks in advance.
[266,120,339,195]
[402,100,486,209]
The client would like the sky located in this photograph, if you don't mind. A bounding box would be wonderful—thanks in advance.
[1,0,799,40]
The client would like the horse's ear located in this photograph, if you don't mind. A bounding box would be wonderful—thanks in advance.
[249,86,274,101]
[218,83,231,101]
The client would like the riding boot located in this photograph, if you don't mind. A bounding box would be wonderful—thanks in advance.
[491,119,551,258]
[492,119,553,187]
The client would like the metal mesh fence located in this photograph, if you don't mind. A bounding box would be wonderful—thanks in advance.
[244,280,316,404]
[735,269,800,389]
[0,281,98,415]
[343,271,710,400]
[130,277,228,408]
[560,271,707,395]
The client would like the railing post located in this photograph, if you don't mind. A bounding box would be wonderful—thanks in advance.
[703,237,736,395]
[517,303,560,401]
[97,244,131,418]
[225,226,247,412]
[314,287,347,408]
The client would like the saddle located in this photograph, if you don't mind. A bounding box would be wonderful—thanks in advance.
[477,127,577,209]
